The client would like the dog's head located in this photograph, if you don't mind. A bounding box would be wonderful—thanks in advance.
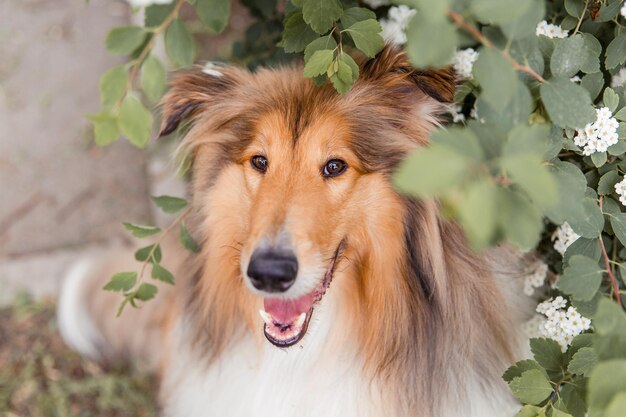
[160,46,455,349]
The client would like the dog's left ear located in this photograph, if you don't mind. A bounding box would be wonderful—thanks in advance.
[159,65,239,137]
[360,45,456,104]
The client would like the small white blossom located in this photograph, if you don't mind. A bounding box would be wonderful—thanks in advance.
[379,5,416,45]
[621,3,626,19]
[570,75,582,83]
[127,0,173,7]
[523,261,549,296]
[572,107,620,155]
[448,105,466,123]
[363,0,390,8]
[552,223,580,255]
[612,68,626,88]
[536,20,569,39]
[615,176,626,207]
[454,48,479,79]
[536,298,591,351]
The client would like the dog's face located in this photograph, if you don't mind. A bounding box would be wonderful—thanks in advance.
[160,46,455,348]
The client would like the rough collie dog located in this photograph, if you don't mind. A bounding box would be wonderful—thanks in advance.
[58,46,530,417]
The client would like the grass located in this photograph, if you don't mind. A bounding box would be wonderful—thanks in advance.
[0,294,158,417]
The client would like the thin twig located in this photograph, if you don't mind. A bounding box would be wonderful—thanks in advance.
[447,10,546,83]
[573,0,589,35]
[599,197,622,305]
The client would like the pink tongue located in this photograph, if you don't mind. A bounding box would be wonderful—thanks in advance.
[264,293,315,324]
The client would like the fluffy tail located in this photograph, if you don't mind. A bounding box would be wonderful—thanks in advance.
[57,248,180,371]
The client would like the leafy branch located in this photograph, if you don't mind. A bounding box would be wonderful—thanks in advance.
[447,10,546,83]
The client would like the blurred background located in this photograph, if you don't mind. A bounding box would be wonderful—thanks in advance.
[0,0,265,414]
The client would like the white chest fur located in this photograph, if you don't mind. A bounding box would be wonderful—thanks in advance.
[160,298,519,417]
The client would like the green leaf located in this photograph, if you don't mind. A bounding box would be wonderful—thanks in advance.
[195,0,230,33]
[563,237,602,265]
[141,55,167,104]
[473,79,532,132]
[344,19,384,58]
[393,145,472,197]
[303,36,337,63]
[598,171,621,195]
[508,369,554,405]
[606,392,626,417]
[530,338,564,371]
[303,49,334,77]
[340,7,375,29]
[567,347,598,376]
[610,212,626,248]
[118,96,153,148]
[592,297,626,337]
[471,0,533,25]
[134,283,158,301]
[282,11,319,53]
[545,160,588,225]
[89,111,119,146]
[100,65,128,107]
[122,222,161,238]
[405,14,457,68]
[331,59,353,94]
[501,0,544,40]
[551,410,573,417]
[605,35,626,69]
[557,255,603,301]
[580,72,604,101]
[301,0,343,34]
[540,77,596,129]
[515,405,541,417]
[473,47,518,108]
[134,244,162,264]
[579,33,601,74]
[151,195,188,213]
[501,124,556,208]
[603,88,620,113]
[503,359,548,382]
[145,3,175,27]
[550,34,586,78]
[339,52,359,81]
[591,151,607,168]
[103,272,137,292]
[105,26,147,55]
[588,359,626,411]
[151,264,175,285]
[615,108,626,122]
[165,19,196,67]
[457,180,497,249]
[180,224,201,253]
[497,188,543,250]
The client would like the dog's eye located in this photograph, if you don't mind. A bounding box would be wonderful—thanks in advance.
[322,159,347,178]
[251,155,268,173]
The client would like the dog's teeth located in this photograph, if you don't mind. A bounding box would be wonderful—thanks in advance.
[259,309,273,326]
[294,312,306,328]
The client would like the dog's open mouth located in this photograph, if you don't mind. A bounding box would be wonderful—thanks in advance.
[258,245,341,348]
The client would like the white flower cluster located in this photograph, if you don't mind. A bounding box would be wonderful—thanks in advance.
[552,223,580,255]
[622,3,626,19]
[536,20,569,39]
[127,0,173,7]
[453,48,479,79]
[612,67,626,88]
[523,262,548,296]
[615,176,626,206]
[380,5,416,45]
[448,105,466,123]
[536,297,591,351]
[363,0,390,8]
[573,107,620,155]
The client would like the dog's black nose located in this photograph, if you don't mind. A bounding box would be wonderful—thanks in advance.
[247,248,298,293]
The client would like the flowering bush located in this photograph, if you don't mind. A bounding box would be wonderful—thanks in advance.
[92,0,626,416]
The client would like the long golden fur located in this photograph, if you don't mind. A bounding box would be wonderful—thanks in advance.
[61,45,529,417]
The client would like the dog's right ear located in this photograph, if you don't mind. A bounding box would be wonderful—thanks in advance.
[159,65,238,137]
